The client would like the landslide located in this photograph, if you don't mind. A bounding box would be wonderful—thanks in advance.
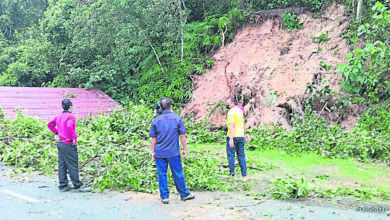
[184,4,354,129]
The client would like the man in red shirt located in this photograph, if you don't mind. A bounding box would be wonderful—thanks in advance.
[48,99,90,192]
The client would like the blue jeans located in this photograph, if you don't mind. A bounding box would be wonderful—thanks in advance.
[226,137,247,176]
[155,155,191,199]
[57,142,83,189]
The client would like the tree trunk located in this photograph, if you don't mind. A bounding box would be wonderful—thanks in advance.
[148,40,164,73]
[221,22,227,48]
[178,0,187,62]
[356,0,363,21]
[179,1,184,62]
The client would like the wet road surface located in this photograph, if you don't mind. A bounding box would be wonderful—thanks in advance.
[1,165,389,220]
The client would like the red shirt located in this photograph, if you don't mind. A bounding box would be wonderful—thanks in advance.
[47,112,78,145]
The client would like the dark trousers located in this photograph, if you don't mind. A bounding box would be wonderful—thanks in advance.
[57,142,82,189]
[155,155,190,199]
[226,137,247,176]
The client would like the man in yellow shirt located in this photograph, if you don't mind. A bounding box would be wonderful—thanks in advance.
[226,97,247,180]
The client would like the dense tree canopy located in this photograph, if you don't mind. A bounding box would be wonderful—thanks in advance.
[0,0,388,104]
[0,0,48,40]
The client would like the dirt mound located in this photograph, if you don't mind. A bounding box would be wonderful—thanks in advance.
[184,4,351,129]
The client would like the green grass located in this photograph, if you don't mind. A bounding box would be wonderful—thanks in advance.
[189,143,390,191]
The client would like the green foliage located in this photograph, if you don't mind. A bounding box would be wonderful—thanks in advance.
[183,151,234,191]
[270,176,309,199]
[358,99,390,134]
[206,59,214,69]
[0,0,336,105]
[184,8,243,58]
[183,0,333,23]
[264,91,277,106]
[240,0,334,12]
[313,32,329,44]
[336,42,390,101]
[0,37,54,86]
[246,112,337,155]
[281,12,303,32]
[244,99,390,163]
[0,0,47,40]
[338,2,390,101]
[367,2,390,45]
[184,0,238,22]
[305,83,335,111]
[321,187,390,200]
[320,61,332,71]
[269,175,390,201]
[0,112,55,173]
[0,105,233,192]
[186,120,226,144]
[137,59,196,104]
[0,1,245,105]
[356,2,390,45]
[2,0,390,200]
[2,102,390,196]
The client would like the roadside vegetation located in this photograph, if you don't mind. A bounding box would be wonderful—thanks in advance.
[1,99,390,202]
[0,106,241,193]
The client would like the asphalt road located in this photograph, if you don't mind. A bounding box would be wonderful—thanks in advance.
[1,165,389,220]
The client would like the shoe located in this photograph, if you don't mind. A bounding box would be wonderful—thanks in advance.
[161,198,169,204]
[59,185,72,192]
[73,186,91,192]
[242,176,248,181]
[181,193,195,201]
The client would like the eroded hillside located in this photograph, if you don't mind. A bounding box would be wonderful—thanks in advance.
[185,4,352,128]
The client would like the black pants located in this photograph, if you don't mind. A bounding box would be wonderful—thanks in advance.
[57,142,82,189]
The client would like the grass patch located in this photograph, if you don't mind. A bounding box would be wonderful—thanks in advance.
[189,143,390,200]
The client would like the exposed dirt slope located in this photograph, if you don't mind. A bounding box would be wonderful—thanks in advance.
[184,4,351,128]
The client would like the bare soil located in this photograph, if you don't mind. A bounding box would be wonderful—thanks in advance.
[184,4,357,129]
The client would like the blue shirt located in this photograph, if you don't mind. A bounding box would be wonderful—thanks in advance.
[149,111,187,158]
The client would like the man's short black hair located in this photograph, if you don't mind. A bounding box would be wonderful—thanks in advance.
[62,99,73,111]
[226,97,238,105]
[160,97,172,111]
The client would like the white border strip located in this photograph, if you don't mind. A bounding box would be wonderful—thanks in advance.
[0,189,40,203]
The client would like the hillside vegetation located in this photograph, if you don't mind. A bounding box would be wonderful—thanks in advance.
[0,0,340,103]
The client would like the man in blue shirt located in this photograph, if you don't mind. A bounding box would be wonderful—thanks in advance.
[149,97,195,204]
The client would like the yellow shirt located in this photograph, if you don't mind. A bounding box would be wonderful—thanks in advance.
[227,107,245,137]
